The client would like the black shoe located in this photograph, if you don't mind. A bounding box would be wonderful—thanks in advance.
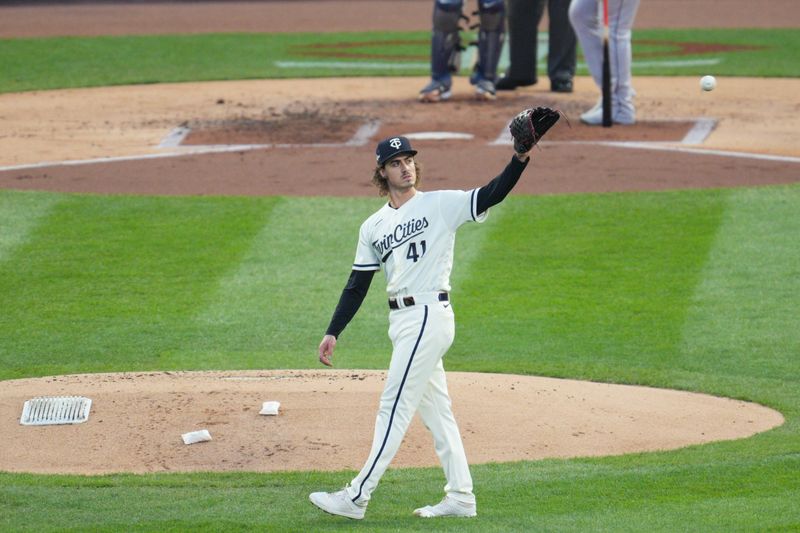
[550,78,573,93]
[495,77,537,91]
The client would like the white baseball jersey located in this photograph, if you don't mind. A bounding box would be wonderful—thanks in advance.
[352,189,487,296]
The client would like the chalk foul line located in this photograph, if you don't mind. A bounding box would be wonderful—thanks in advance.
[2,117,798,173]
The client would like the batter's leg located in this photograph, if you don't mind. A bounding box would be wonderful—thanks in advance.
[568,0,603,87]
[607,0,641,123]
[417,358,475,504]
[346,305,455,504]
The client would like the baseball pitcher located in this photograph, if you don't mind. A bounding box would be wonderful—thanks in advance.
[310,108,560,520]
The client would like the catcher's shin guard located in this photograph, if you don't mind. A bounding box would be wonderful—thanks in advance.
[431,2,463,80]
[475,0,505,82]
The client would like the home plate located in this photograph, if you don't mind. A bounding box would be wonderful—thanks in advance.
[404,132,474,140]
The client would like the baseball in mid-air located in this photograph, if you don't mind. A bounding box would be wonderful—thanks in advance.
[700,75,717,92]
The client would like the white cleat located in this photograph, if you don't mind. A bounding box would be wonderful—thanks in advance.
[579,105,605,125]
[413,496,477,518]
[580,101,636,125]
[309,489,367,520]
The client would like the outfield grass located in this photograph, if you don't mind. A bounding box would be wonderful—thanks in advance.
[1,28,798,93]
[1,185,798,531]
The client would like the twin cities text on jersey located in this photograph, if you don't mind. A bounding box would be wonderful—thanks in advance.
[372,217,430,258]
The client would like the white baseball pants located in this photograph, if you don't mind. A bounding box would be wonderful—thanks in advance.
[346,300,475,505]
[569,0,641,121]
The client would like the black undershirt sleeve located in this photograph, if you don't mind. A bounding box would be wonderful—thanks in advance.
[325,269,376,338]
[475,155,530,215]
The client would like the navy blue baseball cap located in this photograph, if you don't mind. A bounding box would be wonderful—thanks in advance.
[375,136,417,166]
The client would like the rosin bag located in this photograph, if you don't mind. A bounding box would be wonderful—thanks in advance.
[259,401,281,416]
[181,429,212,445]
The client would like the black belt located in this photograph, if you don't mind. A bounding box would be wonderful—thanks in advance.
[388,292,448,310]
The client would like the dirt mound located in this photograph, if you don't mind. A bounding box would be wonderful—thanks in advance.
[0,370,783,475]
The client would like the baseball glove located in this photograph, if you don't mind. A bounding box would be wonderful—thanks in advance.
[509,107,561,154]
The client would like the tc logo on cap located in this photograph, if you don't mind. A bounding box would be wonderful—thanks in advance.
[376,135,418,166]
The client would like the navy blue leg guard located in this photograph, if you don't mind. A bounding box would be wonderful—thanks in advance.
[431,2,463,82]
[475,0,505,82]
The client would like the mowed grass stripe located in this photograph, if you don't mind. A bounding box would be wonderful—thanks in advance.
[471,454,800,531]
[1,451,797,531]
[0,194,274,379]
[677,185,800,402]
[0,191,61,263]
[449,191,727,383]
[0,190,731,380]
[171,195,507,370]
[164,196,389,370]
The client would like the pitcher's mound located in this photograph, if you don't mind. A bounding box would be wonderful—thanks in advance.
[0,370,783,475]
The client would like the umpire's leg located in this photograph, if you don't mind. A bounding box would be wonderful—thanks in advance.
[502,0,546,84]
[546,0,577,86]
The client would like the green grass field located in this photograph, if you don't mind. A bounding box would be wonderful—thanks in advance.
[0,28,799,93]
[1,23,799,532]
[1,186,799,531]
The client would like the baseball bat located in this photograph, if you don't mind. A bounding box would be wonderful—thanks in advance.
[601,0,612,127]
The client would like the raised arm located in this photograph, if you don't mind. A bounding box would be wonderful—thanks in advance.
[475,153,530,215]
[476,106,561,214]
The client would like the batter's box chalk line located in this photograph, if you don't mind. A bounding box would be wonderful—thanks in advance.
[485,115,800,164]
[158,120,382,152]
[404,132,474,141]
[491,117,718,147]
[20,396,92,426]
[4,118,799,174]
[680,117,717,145]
